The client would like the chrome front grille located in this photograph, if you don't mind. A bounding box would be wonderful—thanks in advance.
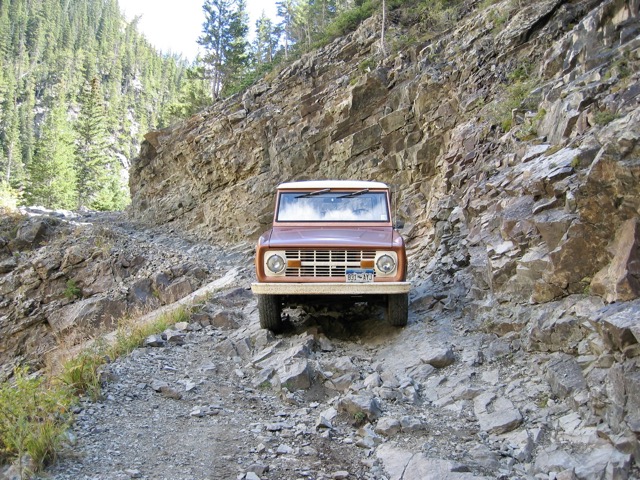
[285,250,376,278]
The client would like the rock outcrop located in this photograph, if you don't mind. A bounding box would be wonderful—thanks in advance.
[0,209,245,380]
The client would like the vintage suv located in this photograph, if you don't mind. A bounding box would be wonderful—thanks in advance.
[251,180,410,332]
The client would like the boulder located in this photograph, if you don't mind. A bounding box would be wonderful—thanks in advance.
[591,218,640,303]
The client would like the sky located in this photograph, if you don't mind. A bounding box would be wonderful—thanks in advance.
[120,0,279,62]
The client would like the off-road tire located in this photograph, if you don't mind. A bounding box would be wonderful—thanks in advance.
[386,293,408,327]
[257,294,284,332]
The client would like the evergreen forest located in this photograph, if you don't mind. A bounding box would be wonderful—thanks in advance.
[0,0,190,211]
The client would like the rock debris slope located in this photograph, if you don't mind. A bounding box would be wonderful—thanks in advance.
[44,287,637,479]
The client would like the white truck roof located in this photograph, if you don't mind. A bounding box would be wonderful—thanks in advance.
[277,180,389,190]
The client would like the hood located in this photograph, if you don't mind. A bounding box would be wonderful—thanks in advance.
[267,226,394,249]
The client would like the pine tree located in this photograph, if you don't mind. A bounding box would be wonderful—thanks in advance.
[199,0,251,98]
[254,12,280,66]
[75,77,111,209]
[276,0,296,60]
[221,0,250,96]
[26,92,76,209]
[199,0,234,98]
[166,65,213,121]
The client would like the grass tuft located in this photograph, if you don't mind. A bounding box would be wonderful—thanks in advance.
[0,368,73,472]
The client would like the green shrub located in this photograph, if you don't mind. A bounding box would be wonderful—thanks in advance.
[489,78,537,132]
[593,109,618,126]
[0,368,73,472]
[319,0,378,45]
[0,181,20,211]
[64,279,82,300]
[58,349,104,400]
[109,306,191,358]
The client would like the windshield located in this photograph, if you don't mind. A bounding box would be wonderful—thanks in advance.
[276,191,390,222]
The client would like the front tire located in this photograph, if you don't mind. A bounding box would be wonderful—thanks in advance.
[386,293,408,327]
[258,294,284,333]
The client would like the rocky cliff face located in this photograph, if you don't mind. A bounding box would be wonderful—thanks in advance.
[130,0,639,306]
[128,0,640,471]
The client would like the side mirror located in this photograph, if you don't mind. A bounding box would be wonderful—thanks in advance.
[394,219,405,229]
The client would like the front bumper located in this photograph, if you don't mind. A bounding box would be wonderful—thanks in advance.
[251,282,411,296]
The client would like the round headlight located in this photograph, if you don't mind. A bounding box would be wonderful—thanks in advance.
[376,254,396,274]
[266,254,286,274]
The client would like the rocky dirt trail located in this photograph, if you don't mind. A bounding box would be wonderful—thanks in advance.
[32,215,637,480]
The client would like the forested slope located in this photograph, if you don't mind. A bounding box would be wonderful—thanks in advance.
[0,0,188,210]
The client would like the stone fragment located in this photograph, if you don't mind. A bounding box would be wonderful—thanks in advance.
[158,278,193,304]
[144,334,166,347]
[374,417,401,437]
[165,330,186,345]
[474,393,522,435]
[421,347,455,368]
[316,407,338,430]
[332,471,349,479]
[355,424,382,449]
[544,353,586,399]
[574,445,631,479]
[0,258,17,273]
[159,386,182,400]
[528,311,587,354]
[253,329,275,350]
[363,372,382,388]
[252,368,275,388]
[331,356,358,374]
[406,364,436,383]
[555,470,578,480]
[590,218,640,303]
[325,372,358,392]
[266,422,292,432]
[190,406,219,417]
[276,444,293,455]
[376,445,483,480]
[400,416,424,432]
[50,296,126,333]
[468,444,500,470]
[317,334,334,351]
[534,446,576,475]
[246,463,268,475]
[174,321,189,331]
[150,379,169,392]
[337,393,382,421]
[590,301,640,352]
[245,473,260,480]
[278,359,312,390]
[127,278,159,306]
[210,310,241,330]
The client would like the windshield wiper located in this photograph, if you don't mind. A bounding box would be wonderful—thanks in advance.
[295,188,331,199]
[337,189,369,199]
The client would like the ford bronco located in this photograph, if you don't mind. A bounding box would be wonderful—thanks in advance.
[251,180,410,332]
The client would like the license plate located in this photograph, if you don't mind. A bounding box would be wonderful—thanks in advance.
[346,269,374,283]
